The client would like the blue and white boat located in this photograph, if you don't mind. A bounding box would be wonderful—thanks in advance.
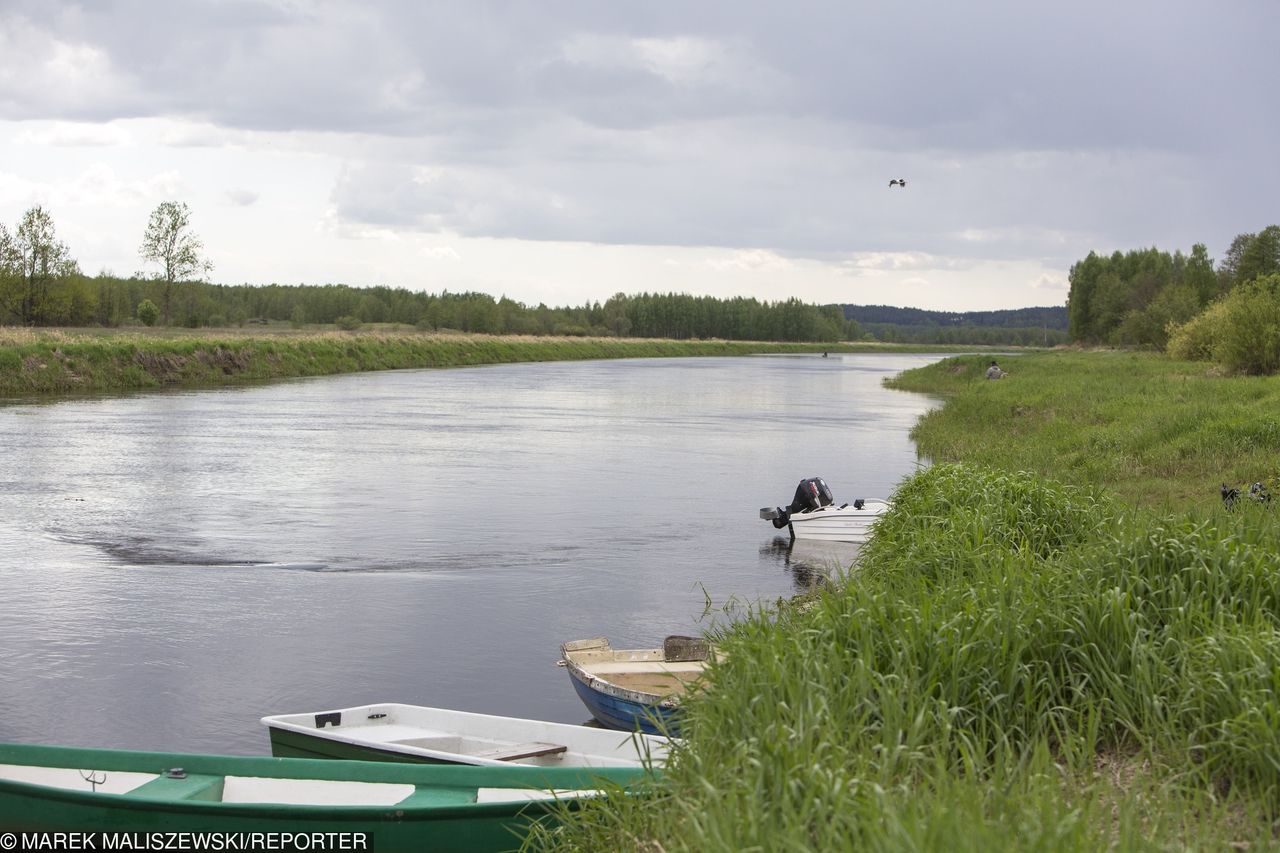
[558,636,714,735]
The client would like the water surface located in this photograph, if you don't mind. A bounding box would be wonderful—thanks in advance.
[0,353,942,754]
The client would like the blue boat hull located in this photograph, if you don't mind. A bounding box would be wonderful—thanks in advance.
[566,668,682,736]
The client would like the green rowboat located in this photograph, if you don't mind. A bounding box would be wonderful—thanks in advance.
[0,741,652,851]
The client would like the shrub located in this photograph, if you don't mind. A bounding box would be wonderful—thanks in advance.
[1215,274,1280,374]
[334,315,362,331]
[136,299,159,327]
[1166,298,1230,361]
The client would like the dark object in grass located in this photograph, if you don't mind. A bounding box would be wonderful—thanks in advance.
[1221,481,1272,509]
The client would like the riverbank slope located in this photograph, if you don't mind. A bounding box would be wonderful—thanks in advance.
[537,350,1280,851]
[0,327,988,398]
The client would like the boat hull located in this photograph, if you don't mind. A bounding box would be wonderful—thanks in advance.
[0,741,648,852]
[559,637,712,736]
[785,499,890,543]
[565,668,680,735]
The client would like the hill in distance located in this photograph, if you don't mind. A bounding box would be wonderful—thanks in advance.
[842,304,1068,330]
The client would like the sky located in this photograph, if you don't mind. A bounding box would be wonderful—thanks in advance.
[1,1,1276,313]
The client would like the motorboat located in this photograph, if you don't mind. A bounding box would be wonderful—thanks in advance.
[760,477,890,543]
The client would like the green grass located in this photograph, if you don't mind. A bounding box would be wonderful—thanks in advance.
[0,327,1006,398]
[533,466,1280,851]
[529,350,1280,851]
[886,350,1280,513]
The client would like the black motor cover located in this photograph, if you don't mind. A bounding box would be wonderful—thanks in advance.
[788,477,834,513]
[767,477,834,528]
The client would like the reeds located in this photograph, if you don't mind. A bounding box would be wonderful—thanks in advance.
[0,328,985,396]
[533,465,1280,850]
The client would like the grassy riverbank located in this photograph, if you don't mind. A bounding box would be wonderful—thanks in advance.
[534,350,1280,851]
[886,350,1280,513]
[0,327,985,398]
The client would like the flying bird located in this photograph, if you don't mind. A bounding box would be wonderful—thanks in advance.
[889,179,907,188]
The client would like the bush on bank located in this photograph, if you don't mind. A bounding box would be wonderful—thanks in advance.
[1166,273,1280,375]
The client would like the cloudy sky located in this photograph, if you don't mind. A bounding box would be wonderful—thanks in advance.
[1,1,1275,312]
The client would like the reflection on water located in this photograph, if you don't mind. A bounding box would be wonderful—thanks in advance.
[759,537,866,592]
[0,353,943,754]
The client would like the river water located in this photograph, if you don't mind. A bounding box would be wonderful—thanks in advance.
[0,353,942,755]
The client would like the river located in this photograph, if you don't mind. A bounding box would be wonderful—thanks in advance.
[0,353,942,754]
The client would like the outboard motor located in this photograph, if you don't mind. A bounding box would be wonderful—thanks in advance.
[760,477,834,528]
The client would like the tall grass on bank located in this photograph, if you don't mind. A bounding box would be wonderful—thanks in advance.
[0,328,989,398]
[885,350,1280,513]
[531,465,1280,851]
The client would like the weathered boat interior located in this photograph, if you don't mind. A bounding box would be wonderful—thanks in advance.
[561,636,716,697]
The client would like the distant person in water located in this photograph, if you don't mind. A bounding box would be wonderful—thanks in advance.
[986,360,1007,380]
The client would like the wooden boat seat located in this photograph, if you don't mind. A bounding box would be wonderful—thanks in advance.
[585,660,707,675]
[469,742,568,762]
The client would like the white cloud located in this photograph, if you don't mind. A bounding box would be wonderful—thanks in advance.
[556,34,731,85]
[631,37,729,85]
[1033,273,1068,291]
[225,189,259,206]
[14,121,129,147]
[840,252,978,275]
[707,249,791,272]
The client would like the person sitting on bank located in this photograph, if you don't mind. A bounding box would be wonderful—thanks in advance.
[986,360,1007,380]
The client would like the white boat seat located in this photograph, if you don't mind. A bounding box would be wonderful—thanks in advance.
[0,764,158,795]
[476,787,600,803]
[469,742,568,762]
[220,776,414,806]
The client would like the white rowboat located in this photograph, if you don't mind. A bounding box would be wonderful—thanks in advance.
[262,703,670,768]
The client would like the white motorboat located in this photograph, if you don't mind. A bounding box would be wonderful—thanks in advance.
[760,477,890,543]
[262,702,671,768]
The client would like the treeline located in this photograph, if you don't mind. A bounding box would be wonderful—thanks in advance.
[2,273,862,343]
[847,304,1067,329]
[845,304,1068,346]
[854,323,1067,347]
[1068,226,1280,348]
[1,203,862,341]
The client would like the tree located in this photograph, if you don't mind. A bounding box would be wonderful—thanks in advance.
[139,201,212,325]
[136,299,159,326]
[1184,243,1218,306]
[1236,225,1280,285]
[0,206,79,325]
[1067,251,1103,342]
[1216,228,1280,293]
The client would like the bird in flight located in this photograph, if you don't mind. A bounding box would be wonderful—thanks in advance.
[889,179,907,188]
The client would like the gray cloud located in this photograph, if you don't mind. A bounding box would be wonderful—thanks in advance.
[3,0,1276,271]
